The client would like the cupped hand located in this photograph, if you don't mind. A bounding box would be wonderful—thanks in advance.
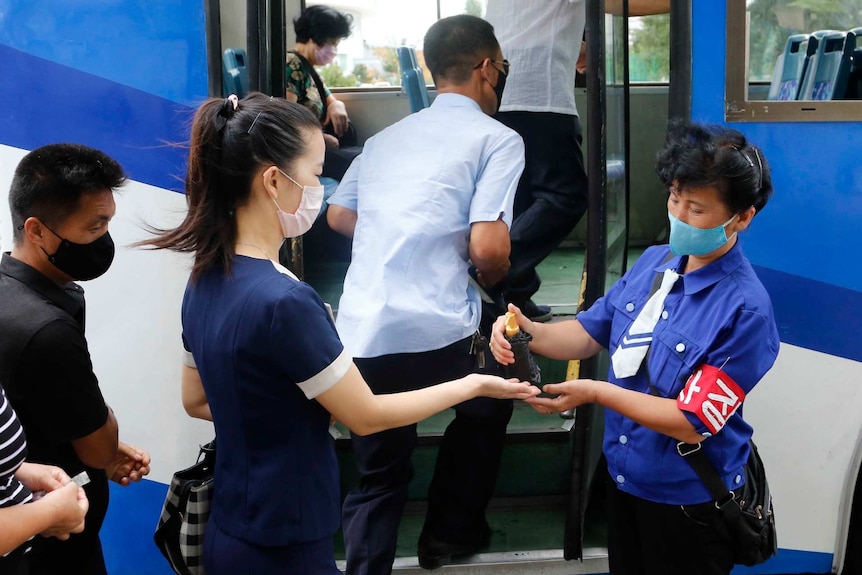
[107,443,151,486]
[489,303,535,366]
[466,373,540,400]
[39,482,88,539]
[525,379,599,414]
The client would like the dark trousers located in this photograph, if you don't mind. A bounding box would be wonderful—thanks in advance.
[341,336,513,575]
[605,472,735,575]
[494,111,589,303]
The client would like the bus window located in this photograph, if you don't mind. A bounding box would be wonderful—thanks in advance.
[725,0,862,122]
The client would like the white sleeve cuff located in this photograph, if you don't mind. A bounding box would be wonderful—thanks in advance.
[297,348,352,399]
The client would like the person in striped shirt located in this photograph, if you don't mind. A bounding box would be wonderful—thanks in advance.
[0,385,88,574]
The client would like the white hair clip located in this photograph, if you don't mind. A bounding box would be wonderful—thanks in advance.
[227,94,239,110]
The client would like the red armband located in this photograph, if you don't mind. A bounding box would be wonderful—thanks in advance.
[676,364,745,435]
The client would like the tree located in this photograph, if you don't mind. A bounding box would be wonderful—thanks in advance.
[464,0,483,17]
[352,63,371,84]
[319,63,357,88]
[629,13,670,82]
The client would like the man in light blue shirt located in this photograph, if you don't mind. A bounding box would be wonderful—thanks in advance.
[327,14,524,574]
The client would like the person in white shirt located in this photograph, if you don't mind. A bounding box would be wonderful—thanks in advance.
[327,14,524,573]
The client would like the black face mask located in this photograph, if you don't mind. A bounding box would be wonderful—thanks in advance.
[493,69,507,113]
[42,227,115,281]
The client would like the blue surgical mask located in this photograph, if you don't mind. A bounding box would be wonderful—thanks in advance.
[668,212,738,257]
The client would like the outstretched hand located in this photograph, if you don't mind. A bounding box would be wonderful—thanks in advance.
[526,379,599,414]
[465,373,540,400]
[106,442,151,486]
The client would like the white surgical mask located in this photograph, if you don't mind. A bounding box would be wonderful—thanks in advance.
[273,168,324,238]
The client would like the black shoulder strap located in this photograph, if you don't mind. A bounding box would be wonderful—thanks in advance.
[679,442,741,515]
[641,251,739,509]
[289,50,328,119]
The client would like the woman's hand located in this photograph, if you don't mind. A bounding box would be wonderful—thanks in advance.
[324,98,349,137]
[466,373,540,400]
[38,482,88,540]
[526,379,599,414]
[323,133,341,149]
[489,303,536,366]
[14,462,69,493]
[106,443,151,486]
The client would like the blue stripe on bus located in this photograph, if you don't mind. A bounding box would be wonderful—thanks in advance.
[0,43,192,193]
[0,0,207,107]
[755,264,862,363]
[104,480,834,575]
[731,549,833,573]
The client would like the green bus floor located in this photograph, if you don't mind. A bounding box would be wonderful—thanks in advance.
[332,501,608,559]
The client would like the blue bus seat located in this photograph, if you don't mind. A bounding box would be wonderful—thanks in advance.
[396,46,430,113]
[845,28,862,99]
[798,31,852,100]
[768,34,809,100]
[223,48,249,98]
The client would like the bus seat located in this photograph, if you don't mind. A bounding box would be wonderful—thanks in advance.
[845,28,862,99]
[396,46,430,113]
[223,48,249,98]
[768,34,809,100]
[798,31,852,100]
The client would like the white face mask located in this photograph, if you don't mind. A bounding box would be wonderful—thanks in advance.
[273,168,324,238]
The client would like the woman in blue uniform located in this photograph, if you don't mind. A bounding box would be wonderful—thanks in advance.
[144,93,537,575]
[490,122,779,575]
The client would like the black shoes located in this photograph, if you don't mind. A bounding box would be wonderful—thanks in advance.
[417,527,492,570]
[516,298,553,323]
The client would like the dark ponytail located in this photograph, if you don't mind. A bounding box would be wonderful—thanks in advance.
[140,92,320,279]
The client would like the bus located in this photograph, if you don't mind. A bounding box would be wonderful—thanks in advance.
[1,1,861,573]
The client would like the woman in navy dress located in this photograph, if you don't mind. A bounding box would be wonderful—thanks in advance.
[144,93,537,574]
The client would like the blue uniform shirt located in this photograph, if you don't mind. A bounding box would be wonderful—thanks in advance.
[181,256,351,545]
[328,93,524,358]
[577,243,780,505]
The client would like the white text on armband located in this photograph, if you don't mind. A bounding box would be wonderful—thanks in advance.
[676,364,745,435]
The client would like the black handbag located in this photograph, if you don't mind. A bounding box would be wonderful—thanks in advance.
[153,440,216,575]
[678,439,777,566]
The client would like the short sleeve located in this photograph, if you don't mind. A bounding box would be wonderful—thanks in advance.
[469,130,525,227]
[680,308,780,435]
[270,283,351,399]
[328,154,362,211]
[17,321,109,443]
[285,54,306,98]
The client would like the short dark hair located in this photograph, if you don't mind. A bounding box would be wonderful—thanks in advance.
[424,15,500,85]
[655,121,773,214]
[294,5,353,45]
[9,143,126,244]
[140,92,321,279]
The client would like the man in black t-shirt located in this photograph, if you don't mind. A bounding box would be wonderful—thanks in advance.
[0,144,151,575]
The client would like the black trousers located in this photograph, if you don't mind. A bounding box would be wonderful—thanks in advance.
[605,472,735,575]
[494,111,589,303]
[341,336,513,575]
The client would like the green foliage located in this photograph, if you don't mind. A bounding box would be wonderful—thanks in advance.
[629,13,670,82]
[464,0,483,17]
[319,63,358,88]
[352,63,371,84]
